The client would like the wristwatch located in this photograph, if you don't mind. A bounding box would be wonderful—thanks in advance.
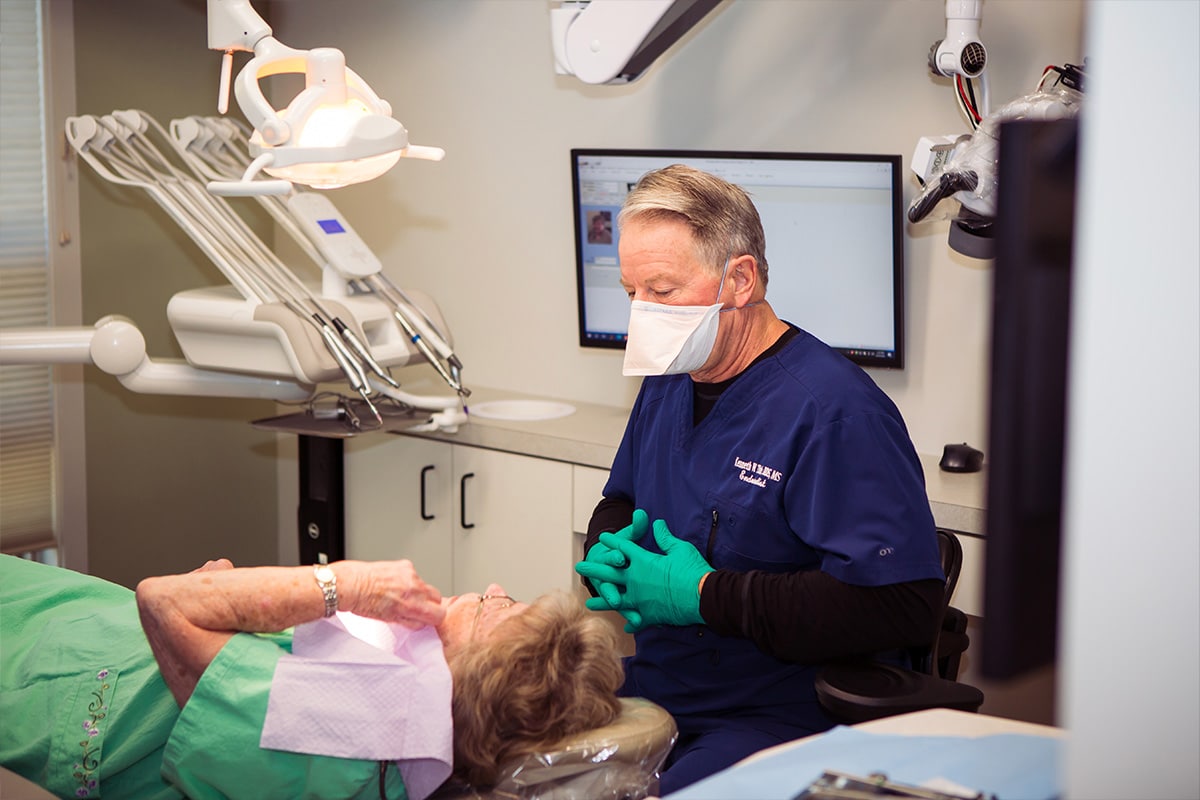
[313,564,338,617]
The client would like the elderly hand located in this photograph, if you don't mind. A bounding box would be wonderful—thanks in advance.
[344,559,445,629]
[189,558,234,573]
[582,518,712,631]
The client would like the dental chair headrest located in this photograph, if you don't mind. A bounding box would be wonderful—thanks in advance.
[432,697,678,800]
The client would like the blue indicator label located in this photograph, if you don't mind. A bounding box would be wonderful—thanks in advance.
[317,218,346,234]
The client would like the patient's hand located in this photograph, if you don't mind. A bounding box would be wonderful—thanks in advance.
[139,558,442,707]
[343,559,446,629]
[190,558,235,573]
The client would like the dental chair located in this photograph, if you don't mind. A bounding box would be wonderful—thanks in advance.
[432,697,677,800]
[814,528,985,722]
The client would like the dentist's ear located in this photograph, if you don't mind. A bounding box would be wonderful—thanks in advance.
[730,254,760,305]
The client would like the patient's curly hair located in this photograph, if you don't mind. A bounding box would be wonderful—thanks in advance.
[447,590,623,786]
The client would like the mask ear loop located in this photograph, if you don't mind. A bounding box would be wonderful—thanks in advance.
[713,253,732,305]
[716,254,765,315]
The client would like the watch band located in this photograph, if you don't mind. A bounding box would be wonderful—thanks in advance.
[313,564,338,617]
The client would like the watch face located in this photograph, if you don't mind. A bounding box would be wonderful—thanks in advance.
[315,565,335,583]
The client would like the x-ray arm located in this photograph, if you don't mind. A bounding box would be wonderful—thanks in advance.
[550,0,723,85]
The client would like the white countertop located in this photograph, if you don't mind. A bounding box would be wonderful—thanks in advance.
[398,386,628,469]
[399,386,989,535]
[919,453,987,536]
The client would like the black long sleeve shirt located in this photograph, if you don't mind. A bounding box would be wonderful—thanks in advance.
[586,496,942,663]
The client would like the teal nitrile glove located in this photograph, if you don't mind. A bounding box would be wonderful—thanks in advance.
[597,518,712,629]
[575,509,649,630]
[576,508,648,604]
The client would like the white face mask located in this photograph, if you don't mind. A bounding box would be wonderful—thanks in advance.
[622,300,724,376]
[622,257,730,377]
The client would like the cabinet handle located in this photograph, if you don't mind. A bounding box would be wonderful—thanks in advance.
[460,472,475,529]
[419,465,436,521]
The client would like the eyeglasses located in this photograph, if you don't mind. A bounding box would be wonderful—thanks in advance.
[469,593,516,641]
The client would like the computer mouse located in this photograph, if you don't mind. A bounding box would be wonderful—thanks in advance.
[939,442,984,473]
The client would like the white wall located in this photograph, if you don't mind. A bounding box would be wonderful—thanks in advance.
[1060,2,1200,797]
[268,0,1085,457]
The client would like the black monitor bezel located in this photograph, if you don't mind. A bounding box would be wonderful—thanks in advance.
[570,147,906,370]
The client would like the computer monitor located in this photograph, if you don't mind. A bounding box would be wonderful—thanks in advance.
[570,148,905,369]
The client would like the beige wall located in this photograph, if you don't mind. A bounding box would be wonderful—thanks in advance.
[41,3,1200,793]
[71,0,279,587]
[267,0,1085,457]
[64,0,1088,585]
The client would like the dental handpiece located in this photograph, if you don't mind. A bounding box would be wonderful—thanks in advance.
[389,307,463,393]
[315,315,381,425]
[333,318,401,390]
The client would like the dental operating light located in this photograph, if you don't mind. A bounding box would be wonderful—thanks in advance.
[1,1,466,429]
[167,114,470,408]
[206,0,444,195]
[1,104,467,432]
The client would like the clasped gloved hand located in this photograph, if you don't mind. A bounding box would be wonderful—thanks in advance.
[578,517,713,631]
[576,509,649,629]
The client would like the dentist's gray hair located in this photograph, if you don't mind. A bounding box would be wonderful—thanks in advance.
[618,164,769,286]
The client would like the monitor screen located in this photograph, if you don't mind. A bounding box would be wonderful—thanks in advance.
[571,148,905,369]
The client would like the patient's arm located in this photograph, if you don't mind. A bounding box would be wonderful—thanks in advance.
[136,559,445,706]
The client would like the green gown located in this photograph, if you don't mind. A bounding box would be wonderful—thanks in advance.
[0,555,407,799]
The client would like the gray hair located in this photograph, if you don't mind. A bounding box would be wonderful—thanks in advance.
[618,164,769,285]
[447,590,623,786]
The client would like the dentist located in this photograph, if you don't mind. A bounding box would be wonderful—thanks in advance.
[576,164,945,794]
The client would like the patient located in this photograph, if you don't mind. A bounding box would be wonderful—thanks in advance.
[0,554,623,800]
